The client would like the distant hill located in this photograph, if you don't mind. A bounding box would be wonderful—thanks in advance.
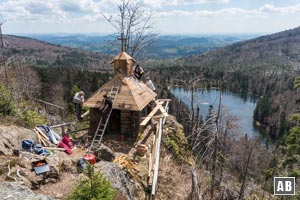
[3,35,113,70]
[171,27,300,138]
[181,27,300,73]
[21,34,257,59]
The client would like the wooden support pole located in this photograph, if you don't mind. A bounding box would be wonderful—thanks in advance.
[44,147,65,151]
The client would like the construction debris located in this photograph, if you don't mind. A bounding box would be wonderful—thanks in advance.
[33,128,51,147]
[135,144,148,157]
[114,155,138,179]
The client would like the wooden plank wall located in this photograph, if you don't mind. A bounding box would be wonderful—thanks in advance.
[121,110,132,137]
[120,110,141,139]
[89,108,101,136]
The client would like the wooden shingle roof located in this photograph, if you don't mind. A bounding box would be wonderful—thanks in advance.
[83,74,157,111]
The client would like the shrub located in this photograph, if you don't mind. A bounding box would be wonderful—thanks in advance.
[18,110,47,128]
[165,139,180,157]
[0,84,15,115]
[66,165,116,200]
[70,84,81,98]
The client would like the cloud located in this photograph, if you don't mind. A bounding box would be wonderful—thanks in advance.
[143,0,229,8]
[0,0,66,21]
[157,7,257,18]
[58,0,102,13]
[1,0,300,32]
[259,3,300,14]
[0,0,103,22]
[156,3,300,18]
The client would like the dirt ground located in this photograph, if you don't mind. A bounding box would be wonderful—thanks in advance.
[36,148,87,199]
[37,172,81,199]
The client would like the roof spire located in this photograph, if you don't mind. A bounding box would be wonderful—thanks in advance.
[117,34,127,52]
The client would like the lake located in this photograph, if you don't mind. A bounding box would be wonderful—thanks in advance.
[171,88,262,137]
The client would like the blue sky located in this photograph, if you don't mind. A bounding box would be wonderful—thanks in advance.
[1,0,300,35]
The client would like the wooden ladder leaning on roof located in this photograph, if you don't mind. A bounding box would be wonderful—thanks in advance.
[88,85,119,152]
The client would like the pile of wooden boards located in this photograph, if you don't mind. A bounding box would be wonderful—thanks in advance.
[33,127,51,147]
[33,127,65,151]
[114,155,138,178]
[135,144,148,157]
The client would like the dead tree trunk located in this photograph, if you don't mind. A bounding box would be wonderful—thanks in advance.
[211,92,222,199]
[191,167,202,200]
[238,141,253,200]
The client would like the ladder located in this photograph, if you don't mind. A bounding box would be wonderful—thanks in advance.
[89,86,119,152]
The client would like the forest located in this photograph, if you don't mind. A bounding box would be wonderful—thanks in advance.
[1,31,300,198]
[1,1,300,198]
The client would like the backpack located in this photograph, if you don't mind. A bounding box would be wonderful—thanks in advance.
[34,144,46,155]
[22,140,35,152]
[58,141,72,155]
[62,135,73,148]
[77,158,88,172]
[22,140,46,155]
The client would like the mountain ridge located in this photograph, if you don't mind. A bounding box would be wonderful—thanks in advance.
[181,26,300,73]
[3,34,113,70]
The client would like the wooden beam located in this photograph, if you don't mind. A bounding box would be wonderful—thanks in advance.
[158,105,169,117]
[34,128,49,141]
[140,105,161,126]
[50,122,76,128]
[140,104,169,126]
[159,98,171,101]
[81,110,90,118]
[33,129,50,146]
[31,98,64,109]
[44,147,65,151]
[66,127,89,134]
[141,114,164,120]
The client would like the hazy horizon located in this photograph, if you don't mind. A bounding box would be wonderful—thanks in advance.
[8,32,265,38]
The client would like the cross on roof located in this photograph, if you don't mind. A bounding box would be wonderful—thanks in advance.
[117,35,127,51]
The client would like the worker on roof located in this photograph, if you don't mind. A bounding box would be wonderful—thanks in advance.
[132,64,144,80]
[73,91,85,121]
[145,76,156,92]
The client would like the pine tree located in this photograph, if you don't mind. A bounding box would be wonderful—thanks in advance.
[66,165,116,200]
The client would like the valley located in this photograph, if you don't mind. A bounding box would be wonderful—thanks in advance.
[1,25,300,200]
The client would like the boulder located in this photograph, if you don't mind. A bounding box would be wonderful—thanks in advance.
[0,181,55,200]
[0,126,36,156]
[94,144,115,161]
[95,161,144,200]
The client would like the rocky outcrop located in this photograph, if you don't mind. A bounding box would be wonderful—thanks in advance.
[0,126,36,156]
[0,125,145,199]
[0,181,55,200]
[94,144,115,161]
[0,126,80,192]
[95,161,145,200]
[19,151,77,190]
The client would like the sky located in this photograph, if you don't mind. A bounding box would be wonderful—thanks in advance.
[1,0,300,35]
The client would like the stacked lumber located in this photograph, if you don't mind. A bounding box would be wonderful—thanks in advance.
[33,127,51,147]
[135,144,148,157]
[113,155,138,178]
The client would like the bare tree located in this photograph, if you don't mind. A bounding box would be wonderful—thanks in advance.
[16,60,41,98]
[0,15,8,84]
[102,0,158,57]
[190,166,202,200]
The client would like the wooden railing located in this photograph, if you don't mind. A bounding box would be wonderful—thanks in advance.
[31,97,65,120]
[144,99,170,199]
